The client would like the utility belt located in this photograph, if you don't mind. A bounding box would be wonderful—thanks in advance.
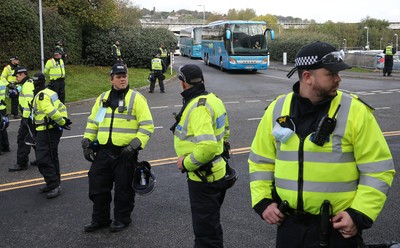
[280,206,320,224]
[192,155,222,183]
[35,118,57,130]
[48,78,65,87]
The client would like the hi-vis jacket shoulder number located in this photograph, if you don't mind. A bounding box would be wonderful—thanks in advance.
[84,89,154,148]
[174,93,230,182]
[249,90,395,221]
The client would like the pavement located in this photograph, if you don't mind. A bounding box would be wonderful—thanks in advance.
[268,60,400,81]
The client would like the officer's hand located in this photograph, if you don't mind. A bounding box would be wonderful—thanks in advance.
[332,211,358,238]
[81,138,94,162]
[61,117,72,130]
[262,203,285,226]
[120,145,138,161]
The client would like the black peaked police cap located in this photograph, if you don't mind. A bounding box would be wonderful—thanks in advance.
[287,41,352,78]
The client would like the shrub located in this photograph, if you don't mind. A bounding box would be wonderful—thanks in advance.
[83,27,177,68]
[270,32,339,63]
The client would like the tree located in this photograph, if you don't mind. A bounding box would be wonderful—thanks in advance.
[114,0,142,28]
[227,8,256,20]
[252,14,278,31]
[207,12,225,22]
[42,0,118,29]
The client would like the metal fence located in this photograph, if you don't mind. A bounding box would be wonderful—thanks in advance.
[344,51,400,71]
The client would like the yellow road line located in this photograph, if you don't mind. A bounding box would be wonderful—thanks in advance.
[0,129,397,192]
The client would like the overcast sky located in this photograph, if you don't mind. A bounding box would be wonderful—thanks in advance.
[133,0,399,23]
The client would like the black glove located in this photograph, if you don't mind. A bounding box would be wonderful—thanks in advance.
[222,141,231,159]
[120,138,141,160]
[61,117,72,130]
[81,138,95,162]
[8,83,16,90]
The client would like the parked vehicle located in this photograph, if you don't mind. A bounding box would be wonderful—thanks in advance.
[375,53,400,70]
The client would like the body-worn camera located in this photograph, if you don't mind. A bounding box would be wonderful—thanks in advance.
[311,105,341,146]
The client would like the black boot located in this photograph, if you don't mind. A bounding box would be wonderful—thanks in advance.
[46,186,62,199]
[84,221,111,232]
[8,164,28,172]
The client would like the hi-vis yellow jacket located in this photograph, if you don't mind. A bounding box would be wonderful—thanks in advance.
[1,65,17,84]
[19,79,34,118]
[32,88,68,131]
[44,58,65,80]
[174,93,230,182]
[0,80,6,111]
[84,89,154,148]
[249,90,395,221]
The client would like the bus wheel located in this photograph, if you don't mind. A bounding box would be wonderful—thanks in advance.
[219,60,224,71]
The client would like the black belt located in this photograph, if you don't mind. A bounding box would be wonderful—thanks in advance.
[282,207,320,224]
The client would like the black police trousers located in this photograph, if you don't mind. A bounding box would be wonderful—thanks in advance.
[188,178,227,248]
[35,128,62,190]
[88,148,136,225]
[276,214,359,248]
[48,78,65,103]
[149,70,165,92]
[383,56,393,76]
[16,118,35,165]
[10,96,19,116]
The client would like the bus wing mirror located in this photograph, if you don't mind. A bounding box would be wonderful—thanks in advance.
[265,29,275,41]
[226,30,231,40]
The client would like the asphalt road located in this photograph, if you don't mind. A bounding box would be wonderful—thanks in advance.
[0,56,399,248]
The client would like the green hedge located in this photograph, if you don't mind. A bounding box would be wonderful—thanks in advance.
[83,27,177,67]
[0,0,82,69]
[269,32,340,63]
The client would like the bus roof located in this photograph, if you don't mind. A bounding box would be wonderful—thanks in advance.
[205,20,267,26]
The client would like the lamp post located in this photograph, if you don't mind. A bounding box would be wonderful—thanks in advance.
[395,34,398,53]
[380,37,383,50]
[197,5,205,24]
[343,39,347,51]
[364,26,369,50]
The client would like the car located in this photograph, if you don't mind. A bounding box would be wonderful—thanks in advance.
[375,53,400,70]
[174,46,181,56]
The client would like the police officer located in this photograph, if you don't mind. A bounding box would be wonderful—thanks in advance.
[55,40,67,62]
[172,64,230,248]
[0,75,10,154]
[82,63,154,233]
[8,66,36,172]
[112,40,122,65]
[1,56,20,119]
[148,51,166,93]
[248,41,395,248]
[31,72,71,198]
[44,49,66,103]
[383,42,396,77]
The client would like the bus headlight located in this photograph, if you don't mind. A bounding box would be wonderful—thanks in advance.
[261,58,269,64]
[229,58,238,64]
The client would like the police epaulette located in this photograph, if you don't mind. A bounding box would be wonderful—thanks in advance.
[350,93,374,111]
[197,98,207,107]
[265,94,286,110]
[39,92,44,100]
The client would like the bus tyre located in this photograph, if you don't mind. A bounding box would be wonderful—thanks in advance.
[220,60,224,71]
[205,55,209,66]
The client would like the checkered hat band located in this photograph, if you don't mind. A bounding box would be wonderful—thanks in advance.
[295,55,319,67]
